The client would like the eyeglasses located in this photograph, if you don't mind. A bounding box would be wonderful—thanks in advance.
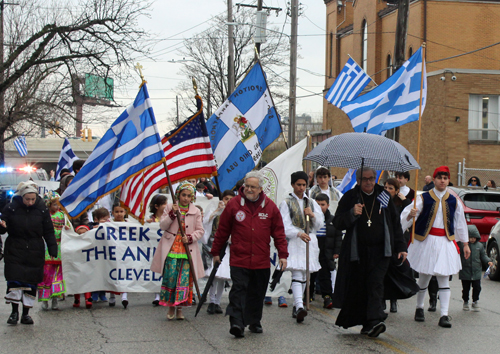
[361,177,375,182]
[244,185,260,190]
[471,179,477,182]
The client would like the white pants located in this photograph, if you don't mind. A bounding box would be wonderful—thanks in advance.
[5,289,36,308]
[209,278,225,305]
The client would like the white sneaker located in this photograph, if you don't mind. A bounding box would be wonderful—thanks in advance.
[41,301,49,311]
[51,298,59,310]
[472,301,480,312]
[463,302,470,311]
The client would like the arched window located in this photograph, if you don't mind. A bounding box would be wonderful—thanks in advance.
[387,54,393,78]
[408,46,413,58]
[361,20,368,72]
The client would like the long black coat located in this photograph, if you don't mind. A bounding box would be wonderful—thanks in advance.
[332,184,407,310]
[0,195,57,284]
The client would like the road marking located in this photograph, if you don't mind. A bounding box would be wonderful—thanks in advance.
[310,304,430,354]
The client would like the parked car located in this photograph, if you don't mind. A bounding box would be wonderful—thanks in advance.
[486,220,500,280]
[447,187,500,244]
[0,165,49,210]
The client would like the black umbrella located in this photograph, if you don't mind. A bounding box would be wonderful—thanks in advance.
[195,243,227,317]
[304,132,420,172]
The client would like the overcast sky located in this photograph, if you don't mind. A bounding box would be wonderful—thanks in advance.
[91,0,327,136]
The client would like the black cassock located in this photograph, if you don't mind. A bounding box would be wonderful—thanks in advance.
[332,185,407,329]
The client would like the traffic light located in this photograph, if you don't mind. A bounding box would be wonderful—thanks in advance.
[88,128,92,142]
[81,129,86,141]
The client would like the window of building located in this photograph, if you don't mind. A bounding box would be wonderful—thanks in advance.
[329,32,334,78]
[386,54,392,79]
[408,46,413,58]
[361,20,368,72]
[469,95,500,141]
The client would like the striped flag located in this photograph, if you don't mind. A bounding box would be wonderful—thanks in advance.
[55,138,79,181]
[325,57,371,108]
[59,84,165,219]
[341,47,426,135]
[207,61,282,192]
[120,95,217,222]
[13,134,28,157]
[377,190,391,209]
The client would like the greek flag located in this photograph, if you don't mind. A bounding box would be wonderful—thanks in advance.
[341,47,426,135]
[377,190,391,209]
[59,84,165,218]
[325,58,371,108]
[207,62,282,191]
[55,138,79,181]
[13,134,28,157]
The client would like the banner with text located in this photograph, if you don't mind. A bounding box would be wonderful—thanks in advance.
[61,221,163,294]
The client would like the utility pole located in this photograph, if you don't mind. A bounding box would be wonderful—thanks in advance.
[393,0,410,71]
[255,0,263,54]
[288,0,298,146]
[207,76,211,117]
[176,95,179,126]
[227,0,235,97]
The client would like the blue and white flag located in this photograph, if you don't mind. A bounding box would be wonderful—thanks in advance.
[55,138,79,181]
[207,62,282,191]
[59,84,165,218]
[325,57,371,108]
[13,134,28,157]
[341,47,426,135]
[377,190,391,210]
[338,168,357,194]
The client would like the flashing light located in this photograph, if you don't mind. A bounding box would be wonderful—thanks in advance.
[20,166,36,173]
[7,190,15,196]
[0,166,36,173]
[0,167,13,173]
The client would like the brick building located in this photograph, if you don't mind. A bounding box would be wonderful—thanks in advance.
[323,0,500,188]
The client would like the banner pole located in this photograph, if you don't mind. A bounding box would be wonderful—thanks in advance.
[411,43,426,243]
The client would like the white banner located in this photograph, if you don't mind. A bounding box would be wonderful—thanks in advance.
[61,220,163,294]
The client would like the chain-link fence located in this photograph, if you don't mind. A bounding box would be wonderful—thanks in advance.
[458,159,500,188]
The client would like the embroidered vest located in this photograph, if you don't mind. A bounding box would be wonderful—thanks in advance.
[414,189,456,241]
[285,194,314,230]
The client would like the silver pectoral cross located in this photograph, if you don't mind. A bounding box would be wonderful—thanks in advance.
[367,219,372,227]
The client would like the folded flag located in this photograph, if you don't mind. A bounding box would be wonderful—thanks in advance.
[59,84,165,218]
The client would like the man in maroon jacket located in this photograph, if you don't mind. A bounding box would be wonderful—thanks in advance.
[211,171,289,338]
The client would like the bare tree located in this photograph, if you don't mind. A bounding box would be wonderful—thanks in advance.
[0,0,154,164]
[171,8,290,124]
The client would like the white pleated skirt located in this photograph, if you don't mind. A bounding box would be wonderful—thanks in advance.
[407,235,462,276]
[204,244,231,280]
[287,235,321,272]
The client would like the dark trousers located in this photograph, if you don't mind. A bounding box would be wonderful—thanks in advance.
[227,266,270,327]
[317,237,333,297]
[461,279,481,303]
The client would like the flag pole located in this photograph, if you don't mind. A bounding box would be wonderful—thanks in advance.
[411,43,426,243]
[255,46,289,150]
[347,54,378,86]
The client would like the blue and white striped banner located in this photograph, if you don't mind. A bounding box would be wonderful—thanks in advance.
[59,84,165,218]
[341,47,426,135]
[325,57,371,108]
[55,138,79,181]
[13,134,28,157]
[207,62,282,191]
[377,190,391,209]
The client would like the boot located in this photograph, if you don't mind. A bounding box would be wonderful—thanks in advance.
[428,293,437,312]
[438,315,452,328]
[51,297,59,310]
[390,300,398,313]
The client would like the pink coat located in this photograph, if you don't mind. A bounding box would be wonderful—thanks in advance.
[150,203,205,279]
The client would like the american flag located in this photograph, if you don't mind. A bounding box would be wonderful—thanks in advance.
[120,95,217,222]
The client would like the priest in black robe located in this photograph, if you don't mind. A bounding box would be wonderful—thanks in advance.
[332,167,407,337]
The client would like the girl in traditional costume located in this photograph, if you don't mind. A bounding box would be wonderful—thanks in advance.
[38,191,67,310]
[150,182,204,320]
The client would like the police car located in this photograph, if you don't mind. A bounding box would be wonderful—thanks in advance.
[0,166,50,210]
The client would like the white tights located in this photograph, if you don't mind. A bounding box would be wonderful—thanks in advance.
[416,273,451,316]
[291,270,306,309]
[209,278,225,305]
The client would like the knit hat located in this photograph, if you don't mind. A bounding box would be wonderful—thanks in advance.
[175,181,196,203]
[433,166,450,179]
[16,181,38,196]
[291,171,309,185]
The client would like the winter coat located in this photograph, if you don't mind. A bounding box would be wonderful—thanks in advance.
[211,186,289,269]
[0,195,57,284]
[459,240,491,280]
[322,209,343,271]
[150,203,205,279]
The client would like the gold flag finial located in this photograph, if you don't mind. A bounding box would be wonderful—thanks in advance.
[135,62,147,88]
[192,77,199,96]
